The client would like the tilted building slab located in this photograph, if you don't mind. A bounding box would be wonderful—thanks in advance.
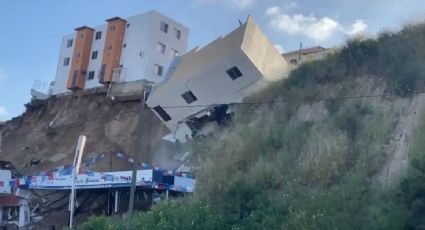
[147,16,289,142]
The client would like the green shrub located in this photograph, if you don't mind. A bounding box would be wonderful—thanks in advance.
[77,216,123,230]
[79,21,425,230]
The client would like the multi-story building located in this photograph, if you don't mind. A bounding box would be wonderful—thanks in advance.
[51,11,189,95]
[147,16,288,142]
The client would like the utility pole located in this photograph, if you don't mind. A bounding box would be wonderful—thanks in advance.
[298,42,303,63]
[69,135,87,229]
[126,87,148,230]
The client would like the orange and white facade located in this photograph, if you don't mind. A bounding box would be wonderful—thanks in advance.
[51,11,188,95]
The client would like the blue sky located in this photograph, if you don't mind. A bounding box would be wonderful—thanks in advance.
[1,0,425,121]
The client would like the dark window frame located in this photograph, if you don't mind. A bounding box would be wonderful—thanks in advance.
[66,39,73,48]
[95,31,102,40]
[181,91,198,104]
[174,28,181,40]
[226,66,243,80]
[157,42,166,54]
[153,106,171,121]
[154,64,163,76]
[92,51,98,60]
[87,71,95,80]
[63,57,70,66]
[160,21,169,33]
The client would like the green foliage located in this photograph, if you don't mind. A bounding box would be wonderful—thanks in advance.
[400,112,425,229]
[79,22,425,229]
[132,199,235,230]
[77,216,123,230]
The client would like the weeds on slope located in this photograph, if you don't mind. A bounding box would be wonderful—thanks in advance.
[79,22,425,230]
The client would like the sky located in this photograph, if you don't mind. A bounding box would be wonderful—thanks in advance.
[1,0,425,121]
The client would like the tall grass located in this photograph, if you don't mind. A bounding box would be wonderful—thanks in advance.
[79,22,425,229]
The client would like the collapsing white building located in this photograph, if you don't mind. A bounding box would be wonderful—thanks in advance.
[147,16,289,142]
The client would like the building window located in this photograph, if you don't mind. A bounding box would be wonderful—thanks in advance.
[174,28,181,40]
[66,39,73,48]
[153,106,171,121]
[87,71,95,80]
[63,57,70,66]
[127,23,130,28]
[160,21,169,33]
[289,59,298,64]
[172,49,179,57]
[153,64,163,76]
[181,91,198,104]
[91,51,98,60]
[156,42,166,54]
[95,31,102,40]
[108,45,112,51]
[123,43,127,48]
[111,25,116,31]
[226,66,243,80]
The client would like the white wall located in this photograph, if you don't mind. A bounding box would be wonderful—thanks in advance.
[119,11,189,84]
[0,170,11,194]
[85,25,107,89]
[147,49,263,132]
[144,11,189,84]
[52,11,189,94]
[52,33,75,95]
[147,17,288,136]
[119,13,151,82]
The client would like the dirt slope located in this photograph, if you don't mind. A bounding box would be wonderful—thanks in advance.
[0,89,168,175]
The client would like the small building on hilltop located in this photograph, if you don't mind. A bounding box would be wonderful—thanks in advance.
[282,46,334,70]
[51,11,189,95]
[147,16,289,142]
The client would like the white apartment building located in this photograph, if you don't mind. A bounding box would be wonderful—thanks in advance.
[51,11,188,95]
[147,16,289,142]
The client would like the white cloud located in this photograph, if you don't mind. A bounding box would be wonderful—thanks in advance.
[266,6,281,15]
[198,0,255,8]
[266,6,342,42]
[231,0,254,8]
[347,20,368,35]
[266,6,368,42]
[0,69,8,81]
[274,44,285,53]
[0,106,8,117]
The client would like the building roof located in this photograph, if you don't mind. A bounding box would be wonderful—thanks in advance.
[74,26,95,31]
[105,16,127,22]
[282,46,327,57]
[0,195,20,207]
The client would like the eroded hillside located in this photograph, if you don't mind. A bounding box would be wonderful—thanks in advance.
[0,88,169,175]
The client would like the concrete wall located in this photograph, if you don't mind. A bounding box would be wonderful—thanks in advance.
[85,25,107,89]
[147,17,288,138]
[52,33,74,95]
[241,16,288,81]
[143,11,188,84]
[283,48,335,71]
[51,11,189,95]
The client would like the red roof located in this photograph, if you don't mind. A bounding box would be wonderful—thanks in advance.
[282,46,326,56]
[0,195,20,207]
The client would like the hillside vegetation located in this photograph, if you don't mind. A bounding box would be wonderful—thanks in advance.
[80,22,425,229]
